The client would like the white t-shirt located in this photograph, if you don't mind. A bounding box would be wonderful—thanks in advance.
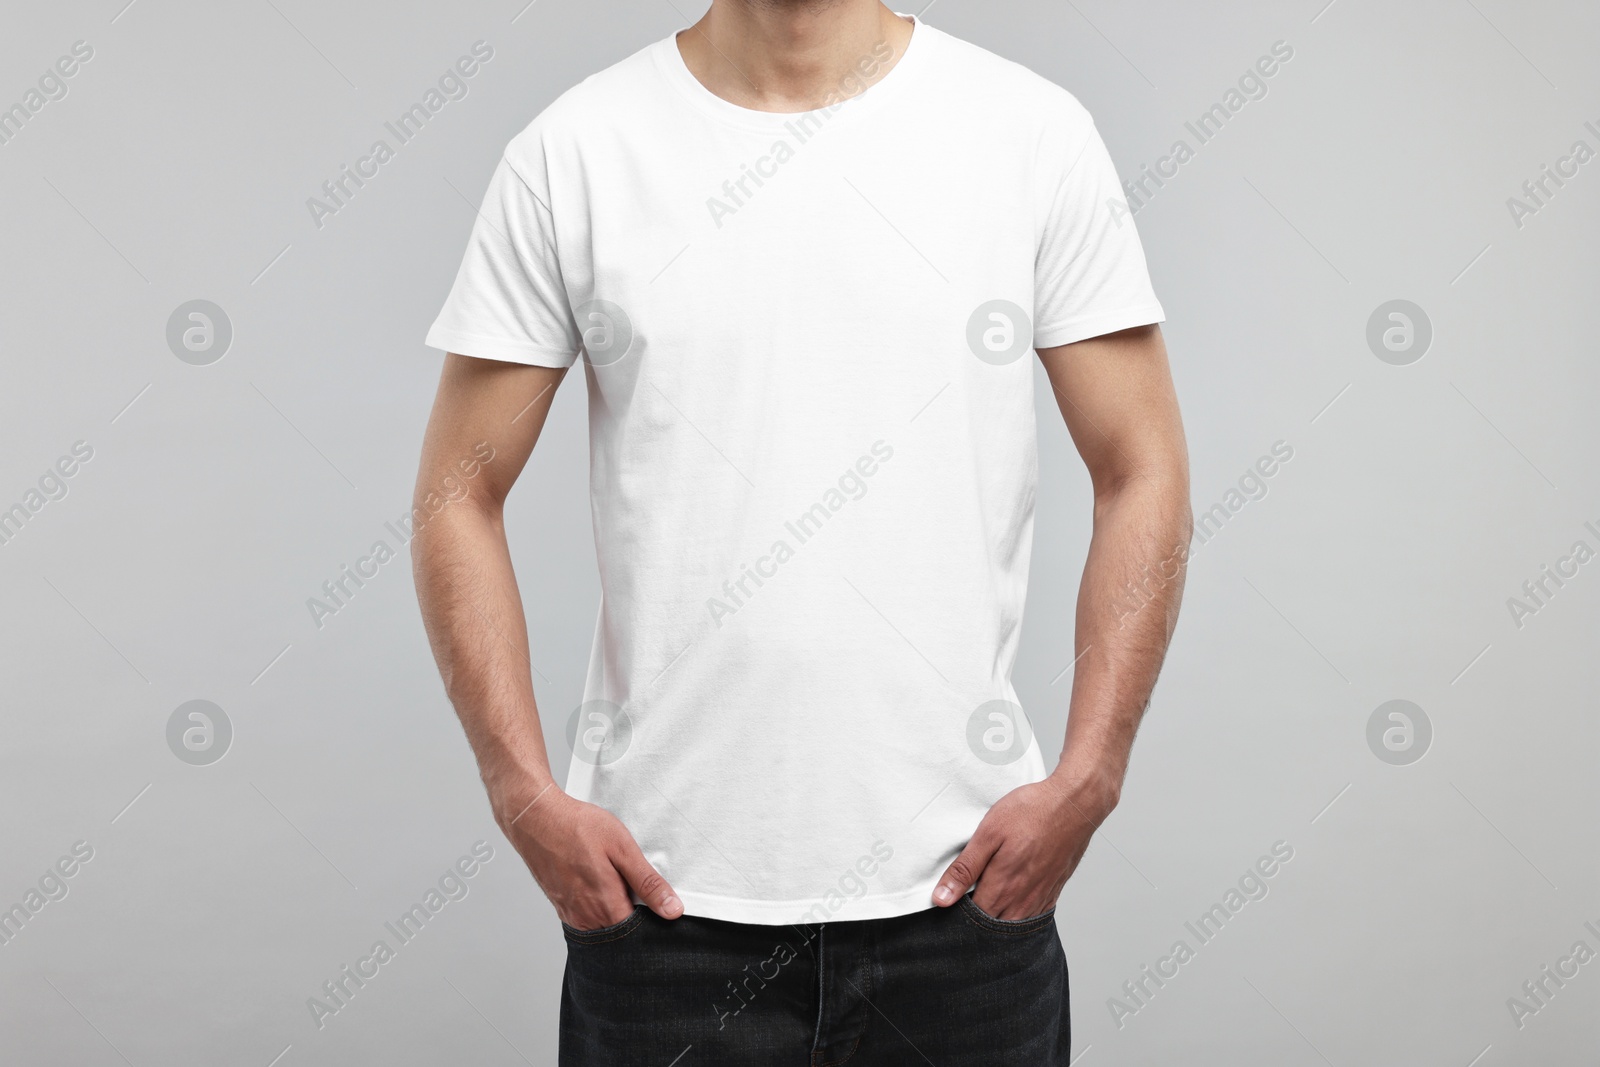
[426,15,1164,925]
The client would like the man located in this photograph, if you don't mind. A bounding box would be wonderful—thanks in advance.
[414,1,1189,1062]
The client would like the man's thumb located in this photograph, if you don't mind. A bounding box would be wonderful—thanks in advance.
[932,833,999,907]
[612,840,684,919]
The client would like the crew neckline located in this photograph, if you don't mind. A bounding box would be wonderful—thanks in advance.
[653,13,930,133]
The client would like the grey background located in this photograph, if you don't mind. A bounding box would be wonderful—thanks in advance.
[1,0,1595,1063]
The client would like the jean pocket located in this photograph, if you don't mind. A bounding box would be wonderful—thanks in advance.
[959,894,1057,935]
[561,906,648,945]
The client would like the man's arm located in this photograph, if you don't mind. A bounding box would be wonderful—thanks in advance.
[412,353,684,929]
[934,324,1191,918]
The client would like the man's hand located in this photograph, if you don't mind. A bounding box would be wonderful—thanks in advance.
[932,774,1116,919]
[504,786,685,931]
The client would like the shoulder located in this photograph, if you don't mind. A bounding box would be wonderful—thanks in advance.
[501,40,660,172]
[921,23,1095,134]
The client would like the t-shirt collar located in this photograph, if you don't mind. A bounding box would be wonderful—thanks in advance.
[653,12,930,133]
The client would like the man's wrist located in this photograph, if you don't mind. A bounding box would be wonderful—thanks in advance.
[485,766,560,831]
[1045,762,1122,825]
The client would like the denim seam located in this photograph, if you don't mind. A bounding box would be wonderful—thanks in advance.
[960,898,1056,936]
[810,924,827,1057]
[817,938,871,1067]
[562,908,645,945]
[819,940,870,1067]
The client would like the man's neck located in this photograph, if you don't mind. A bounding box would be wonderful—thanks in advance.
[677,0,914,113]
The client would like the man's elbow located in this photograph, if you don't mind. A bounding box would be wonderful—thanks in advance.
[1091,453,1189,522]
[1092,469,1191,562]
[409,465,506,565]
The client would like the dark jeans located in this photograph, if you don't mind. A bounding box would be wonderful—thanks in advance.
[560,895,1070,1066]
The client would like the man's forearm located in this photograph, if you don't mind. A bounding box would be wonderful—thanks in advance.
[413,503,555,824]
[410,357,679,929]
[1051,474,1191,815]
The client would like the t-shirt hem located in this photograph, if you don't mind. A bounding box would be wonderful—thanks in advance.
[670,880,944,926]
[424,326,577,368]
[1033,302,1166,349]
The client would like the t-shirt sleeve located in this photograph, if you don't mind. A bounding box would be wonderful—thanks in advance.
[1032,119,1165,350]
[424,153,581,367]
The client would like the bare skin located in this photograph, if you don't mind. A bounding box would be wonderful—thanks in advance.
[676,0,916,114]
[413,0,1191,931]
